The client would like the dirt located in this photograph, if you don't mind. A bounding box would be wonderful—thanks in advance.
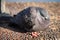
[0,2,60,40]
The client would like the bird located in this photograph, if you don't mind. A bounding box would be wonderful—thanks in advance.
[10,7,50,37]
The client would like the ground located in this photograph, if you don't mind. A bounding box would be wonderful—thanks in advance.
[0,2,60,40]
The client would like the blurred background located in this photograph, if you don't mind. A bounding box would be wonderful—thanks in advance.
[0,0,60,40]
[2,0,60,2]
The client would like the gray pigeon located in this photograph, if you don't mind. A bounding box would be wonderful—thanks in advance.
[11,7,50,32]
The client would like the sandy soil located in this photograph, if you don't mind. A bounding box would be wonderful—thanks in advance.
[0,2,60,40]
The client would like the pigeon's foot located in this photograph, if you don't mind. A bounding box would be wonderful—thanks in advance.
[31,32,40,37]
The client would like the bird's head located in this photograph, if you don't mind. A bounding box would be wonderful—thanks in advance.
[29,7,50,31]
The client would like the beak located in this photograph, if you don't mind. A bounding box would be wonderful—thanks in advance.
[45,17,49,20]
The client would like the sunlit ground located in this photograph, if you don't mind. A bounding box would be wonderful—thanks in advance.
[0,2,60,40]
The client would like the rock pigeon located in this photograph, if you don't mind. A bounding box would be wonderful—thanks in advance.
[11,7,50,37]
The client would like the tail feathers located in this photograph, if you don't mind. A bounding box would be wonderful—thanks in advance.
[0,16,13,23]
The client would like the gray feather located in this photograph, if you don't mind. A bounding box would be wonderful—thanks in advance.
[12,7,50,31]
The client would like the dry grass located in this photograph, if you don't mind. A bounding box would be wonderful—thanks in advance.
[0,2,60,40]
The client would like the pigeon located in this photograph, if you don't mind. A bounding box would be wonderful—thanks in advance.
[10,7,50,37]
